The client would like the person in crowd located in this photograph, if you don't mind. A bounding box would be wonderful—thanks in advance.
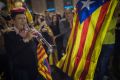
[34,13,42,30]
[59,9,73,53]
[49,14,63,79]
[34,13,59,80]
[50,14,63,60]
[3,7,44,80]
[34,13,54,53]
[44,10,52,26]
[56,12,62,21]
[94,5,119,80]
[51,9,73,80]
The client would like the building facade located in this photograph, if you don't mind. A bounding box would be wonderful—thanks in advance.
[3,0,75,14]
[31,0,75,13]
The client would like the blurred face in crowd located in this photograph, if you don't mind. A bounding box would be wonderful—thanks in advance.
[52,15,57,22]
[14,14,27,30]
[45,11,50,17]
[37,15,44,24]
[65,9,73,20]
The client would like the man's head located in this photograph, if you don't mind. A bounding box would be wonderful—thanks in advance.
[10,7,27,30]
[64,9,73,21]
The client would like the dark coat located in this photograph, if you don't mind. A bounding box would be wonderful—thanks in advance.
[4,31,38,80]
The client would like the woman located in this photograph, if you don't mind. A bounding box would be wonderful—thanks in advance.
[34,13,54,54]
[50,15,64,60]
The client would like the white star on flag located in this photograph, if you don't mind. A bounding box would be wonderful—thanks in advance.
[81,0,95,10]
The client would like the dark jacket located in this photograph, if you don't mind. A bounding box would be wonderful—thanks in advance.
[4,31,38,80]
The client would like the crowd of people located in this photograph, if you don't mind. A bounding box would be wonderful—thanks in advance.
[0,1,120,80]
[0,1,73,80]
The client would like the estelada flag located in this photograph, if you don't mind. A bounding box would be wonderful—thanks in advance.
[37,43,52,80]
[57,0,118,80]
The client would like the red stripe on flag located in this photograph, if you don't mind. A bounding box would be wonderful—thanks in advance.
[37,46,44,55]
[72,16,91,77]
[61,15,79,70]
[79,1,110,80]
[40,68,51,76]
[66,16,79,73]
[38,50,46,60]
[40,65,51,80]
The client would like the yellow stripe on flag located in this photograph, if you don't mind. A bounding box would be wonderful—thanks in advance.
[63,14,80,73]
[66,12,78,50]
[38,64,52,80]
[25,8,33,23]
[57,0,118,80]
[86,0,118,79]
[74,6,101,80]
[37,44,52,80]
[67,21,83,76]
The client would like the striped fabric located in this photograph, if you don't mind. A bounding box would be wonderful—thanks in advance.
[57,0,118,80]
[37,43,52,80]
